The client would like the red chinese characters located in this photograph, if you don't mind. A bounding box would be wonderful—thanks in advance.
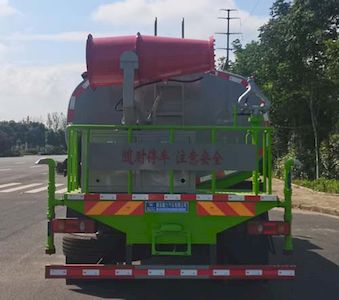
[159,149,170,165]
[212,151,223,165]
[122,148,134,165]
[200,150,211,165]
[135,149,146,164]
[121,148,224,168]
[147,149,157,164]
[188,150,199,165]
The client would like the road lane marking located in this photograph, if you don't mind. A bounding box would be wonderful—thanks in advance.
[0,183,21,189]
[0,183,43,193]
[56,187,67,194]
[0,169,12,172]
[25,184,64,194]
[30,165,43,168]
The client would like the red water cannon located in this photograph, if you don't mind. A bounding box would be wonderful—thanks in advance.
[86,33,215,88]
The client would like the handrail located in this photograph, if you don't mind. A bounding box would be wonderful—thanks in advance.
[66,124,272,195]
[67,124,273,131]
[36,158,63,254]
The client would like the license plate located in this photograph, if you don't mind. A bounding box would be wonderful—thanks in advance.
[145,201,189,213]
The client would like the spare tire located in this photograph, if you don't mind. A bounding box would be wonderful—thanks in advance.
[63,233,125,264]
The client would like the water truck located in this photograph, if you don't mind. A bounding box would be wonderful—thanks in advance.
[41,30,295,282]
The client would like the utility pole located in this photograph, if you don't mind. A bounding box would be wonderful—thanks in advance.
[154,17,158,36]
[216,9,241,70]
[181,17,185,38]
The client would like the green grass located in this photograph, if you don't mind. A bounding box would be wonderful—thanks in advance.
[293,178,339,194]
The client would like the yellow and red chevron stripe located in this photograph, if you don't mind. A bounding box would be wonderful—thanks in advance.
[197,202,256,216]
[84,201,144,216]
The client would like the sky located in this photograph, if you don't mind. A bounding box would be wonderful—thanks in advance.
[0,0,275,121]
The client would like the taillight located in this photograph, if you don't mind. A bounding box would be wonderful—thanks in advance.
[247,221,290,235]
[51,219,96,233]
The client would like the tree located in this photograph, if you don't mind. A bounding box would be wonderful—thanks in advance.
[0,114,67,156]
[46,112,66,131]
[320,134,339,179]
[231,0,338,179]
[0,130,13,155]
[26,122,45,147]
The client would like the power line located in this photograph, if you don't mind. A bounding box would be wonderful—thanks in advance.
[216,8,241,70]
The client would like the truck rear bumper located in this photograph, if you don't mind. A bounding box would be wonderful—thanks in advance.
[46,264,295,280]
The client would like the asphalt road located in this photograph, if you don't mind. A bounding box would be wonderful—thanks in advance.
[0,155,338,300]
